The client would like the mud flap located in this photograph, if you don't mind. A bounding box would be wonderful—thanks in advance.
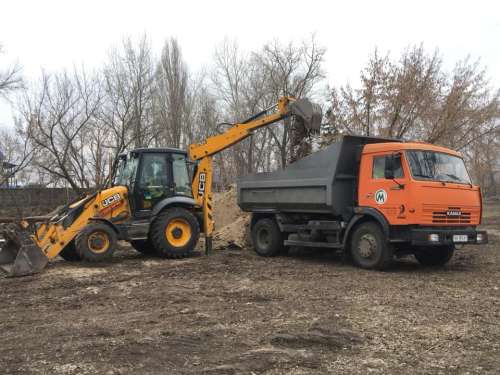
[0,225,48,277]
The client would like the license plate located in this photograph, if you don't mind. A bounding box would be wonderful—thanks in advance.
[453,234,468,243]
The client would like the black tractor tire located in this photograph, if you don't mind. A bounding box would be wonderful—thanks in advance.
[350,221,393,270]
[414,245,455,266]
[130,239,155,255]
[150,208,200,258]
[75,222,117,262]
[59,240,82,261]
[251,218,284,257]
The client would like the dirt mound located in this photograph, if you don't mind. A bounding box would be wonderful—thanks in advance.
[213,186,250,249]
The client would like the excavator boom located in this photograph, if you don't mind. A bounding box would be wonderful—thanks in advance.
[188,96,322,254]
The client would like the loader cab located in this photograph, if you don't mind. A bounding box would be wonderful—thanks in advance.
[114,148,192,218]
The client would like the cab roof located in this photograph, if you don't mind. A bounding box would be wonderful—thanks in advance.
[130,147,187,155]
[362,141,461,157]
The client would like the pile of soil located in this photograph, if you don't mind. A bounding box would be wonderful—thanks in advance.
[212,187,250,249]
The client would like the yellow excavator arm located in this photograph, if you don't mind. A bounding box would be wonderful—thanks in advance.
[188,96,322,254]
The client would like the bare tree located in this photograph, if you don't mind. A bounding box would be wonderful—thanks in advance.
[256,36,325,166]
[325,44,500,193]
[100,36,155,181]
[154,38,191,148]
[0,44,22,99]
[211,36,325,183]
[0,124,34,187]
[19,69,102,194]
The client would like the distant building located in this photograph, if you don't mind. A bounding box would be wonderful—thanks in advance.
[0,149,17,188]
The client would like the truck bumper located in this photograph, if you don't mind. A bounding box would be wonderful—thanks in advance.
[411,228,488,246]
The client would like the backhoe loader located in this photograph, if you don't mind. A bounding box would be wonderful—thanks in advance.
[0,96,321,276]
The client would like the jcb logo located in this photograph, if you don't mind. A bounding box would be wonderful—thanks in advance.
[198,173,206,197]
[102,193,121,208]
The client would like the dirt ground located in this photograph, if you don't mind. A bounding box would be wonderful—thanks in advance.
[0,196,499,374]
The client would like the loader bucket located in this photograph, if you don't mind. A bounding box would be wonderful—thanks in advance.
[0,224,48,277]
[288,98,322,132]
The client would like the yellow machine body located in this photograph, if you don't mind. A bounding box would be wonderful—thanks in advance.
[0,96,322,275]
[34,186,130,260]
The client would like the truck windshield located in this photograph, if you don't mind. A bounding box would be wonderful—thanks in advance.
[406,150,471,184]
[114,154,139,187]
[172,154,192,197]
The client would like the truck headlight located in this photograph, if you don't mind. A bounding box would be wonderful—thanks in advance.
[428,234,440,242]
[477,233,484,243]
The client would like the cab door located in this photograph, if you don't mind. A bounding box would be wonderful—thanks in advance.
[358,152,409,225]
[134,153,173,216]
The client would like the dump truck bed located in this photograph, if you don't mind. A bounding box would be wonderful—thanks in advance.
[237,136,398,218]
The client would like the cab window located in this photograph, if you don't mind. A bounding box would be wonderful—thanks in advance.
[172,154,192,196]
[138,154,170,210]
[372,155,404,179]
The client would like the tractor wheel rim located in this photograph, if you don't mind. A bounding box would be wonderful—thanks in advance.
[358,234,377,258]
[166,218,191,247]
[87,231,110,253]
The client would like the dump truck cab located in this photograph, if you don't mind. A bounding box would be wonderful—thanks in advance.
[358,142,486,246]
[238,135,488,270]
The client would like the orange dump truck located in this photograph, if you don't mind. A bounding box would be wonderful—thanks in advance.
[238,135,488,269]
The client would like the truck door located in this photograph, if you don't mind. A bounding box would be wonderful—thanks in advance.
[359,152,409,224]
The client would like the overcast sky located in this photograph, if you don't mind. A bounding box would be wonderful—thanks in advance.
[1,0,499,130]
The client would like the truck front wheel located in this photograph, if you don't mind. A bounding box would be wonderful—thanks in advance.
[414,245,454,266]
[350,222,393,270]
[251,218,284,257]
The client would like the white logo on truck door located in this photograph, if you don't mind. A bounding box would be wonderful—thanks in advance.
[375,189,387,205]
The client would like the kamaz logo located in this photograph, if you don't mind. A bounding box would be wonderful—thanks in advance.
[447,210,461,217]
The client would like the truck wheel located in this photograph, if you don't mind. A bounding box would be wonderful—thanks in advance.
[75,222,117,262]
[414,245,454,266]
[350,222,393,270]
[150,208,200,258]
[59,240,82,261]
[251,218,284,257]
[130,239,155,255]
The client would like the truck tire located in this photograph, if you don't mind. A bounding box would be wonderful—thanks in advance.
[350,221,393,270]
[150,208,199,258]
[75,222,117,262]
[414,245,454,266]
[59,240,82,261]
[130,239,155,255]
[251,218,284,257]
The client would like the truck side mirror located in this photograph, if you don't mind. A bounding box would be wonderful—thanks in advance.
[384,155,395,180]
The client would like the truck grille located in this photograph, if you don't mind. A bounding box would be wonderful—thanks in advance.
[422,205,480,225]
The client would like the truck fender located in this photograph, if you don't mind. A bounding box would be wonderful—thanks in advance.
[150,196,197,219]
[88,217,121,235]
[342,207,390,245]
[250,212,278,230]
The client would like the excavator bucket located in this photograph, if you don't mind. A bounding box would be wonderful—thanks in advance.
[288,98,322,132]
[0,223,48,277]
